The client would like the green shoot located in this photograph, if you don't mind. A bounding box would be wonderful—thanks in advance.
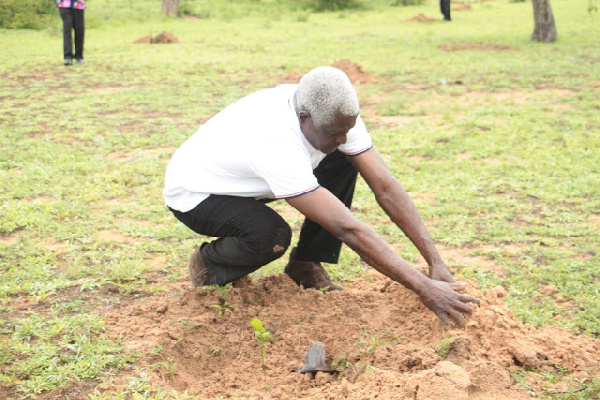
[250,317,271,371]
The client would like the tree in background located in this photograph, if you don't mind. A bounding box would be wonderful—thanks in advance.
[162,0,179,16]
[531,0,557,42]
[0,0,54,29]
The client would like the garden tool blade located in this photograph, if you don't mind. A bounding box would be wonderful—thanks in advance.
[295,341,333,373]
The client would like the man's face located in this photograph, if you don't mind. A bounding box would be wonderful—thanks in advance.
[299,111,357,154]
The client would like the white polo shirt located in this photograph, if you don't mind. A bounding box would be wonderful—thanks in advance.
[163,84,372,212]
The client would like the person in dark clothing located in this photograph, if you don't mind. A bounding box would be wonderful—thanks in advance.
[164,67,480,327]
[55,0,86,65]
[441,0,451,21]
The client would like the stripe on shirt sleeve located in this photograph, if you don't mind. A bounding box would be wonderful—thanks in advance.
[341,144,373,156]
[275,184,320,199]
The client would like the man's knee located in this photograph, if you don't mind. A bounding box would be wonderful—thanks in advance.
[271,223,292,255]
[257,223,292,258]
[247,218,292,263]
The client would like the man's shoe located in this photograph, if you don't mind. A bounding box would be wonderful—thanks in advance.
[64,59,73,66]
[188,247,210,286]
[284,258,343,292]
[75,59,84,64]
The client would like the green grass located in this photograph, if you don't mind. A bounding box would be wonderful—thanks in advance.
[1,0,599,397]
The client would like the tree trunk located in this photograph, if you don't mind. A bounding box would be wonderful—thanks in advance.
[531,0,557,42]
[162,0,179,16]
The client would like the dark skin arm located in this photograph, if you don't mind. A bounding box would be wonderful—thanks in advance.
[286,180,479,326]
[348,147,455,283]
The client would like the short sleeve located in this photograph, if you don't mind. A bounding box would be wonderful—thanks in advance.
[251,147,319,199]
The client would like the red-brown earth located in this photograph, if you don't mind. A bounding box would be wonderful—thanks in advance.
[103,272,600,399]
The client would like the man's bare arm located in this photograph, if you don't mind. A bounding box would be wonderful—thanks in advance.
[348,147,454,282]
[286,188,479,325]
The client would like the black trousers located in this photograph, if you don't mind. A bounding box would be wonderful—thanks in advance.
[440,0,451,21]
[170,150,359,285]
[59,8,85,60]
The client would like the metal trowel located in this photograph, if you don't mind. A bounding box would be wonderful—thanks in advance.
[294,340,334,373]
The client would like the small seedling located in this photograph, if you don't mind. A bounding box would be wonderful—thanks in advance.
[151,344,164,355]
[206,346,221,356]
[211,303,233,316]
[211,286,234,316]
[435,336,458,357]
[250,317,271,370]
[331,353,350,372]
[355,328,388,353]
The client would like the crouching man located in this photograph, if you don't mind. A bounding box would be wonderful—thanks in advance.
[163,66,479,326]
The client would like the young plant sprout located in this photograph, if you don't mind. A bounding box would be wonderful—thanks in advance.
[250,317,271,371]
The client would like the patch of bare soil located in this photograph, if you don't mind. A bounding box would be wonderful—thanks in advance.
[277,70,304,84]
[453,3,472,11]
[277,59,373,86]
[133,31,179,44]
[331,59,373,85]
[404,14,439,22]
[439,43,515,51]
[103,272,600,399]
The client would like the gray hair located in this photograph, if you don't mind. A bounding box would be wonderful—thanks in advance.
[294,66,359,128]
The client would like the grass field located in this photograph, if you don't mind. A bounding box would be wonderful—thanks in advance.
[0,0,599,397]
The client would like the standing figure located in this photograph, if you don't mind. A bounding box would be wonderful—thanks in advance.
[56,0,86,65]
[441,0,451,21]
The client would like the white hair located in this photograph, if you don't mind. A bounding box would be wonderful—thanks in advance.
[294,66,359,127]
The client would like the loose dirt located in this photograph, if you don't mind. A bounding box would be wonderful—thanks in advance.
[331,59,373,85]
[278,59,373,86]
[104,271,600,399]
[133,31,179,44]
[404,14,439,23]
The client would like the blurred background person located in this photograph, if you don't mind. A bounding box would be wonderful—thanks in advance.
[441,0,451,21]
[56,0,86,65]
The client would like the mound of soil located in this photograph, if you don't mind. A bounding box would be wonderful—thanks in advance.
[133,31,179,44]
[103,272,600,399]
[404,14,439,22]
[453,4,472,11]
[277,70,304,84]
[331,59,373,85]
[278,60,373,86]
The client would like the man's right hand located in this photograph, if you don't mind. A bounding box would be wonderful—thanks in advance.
[417,279,480,326]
